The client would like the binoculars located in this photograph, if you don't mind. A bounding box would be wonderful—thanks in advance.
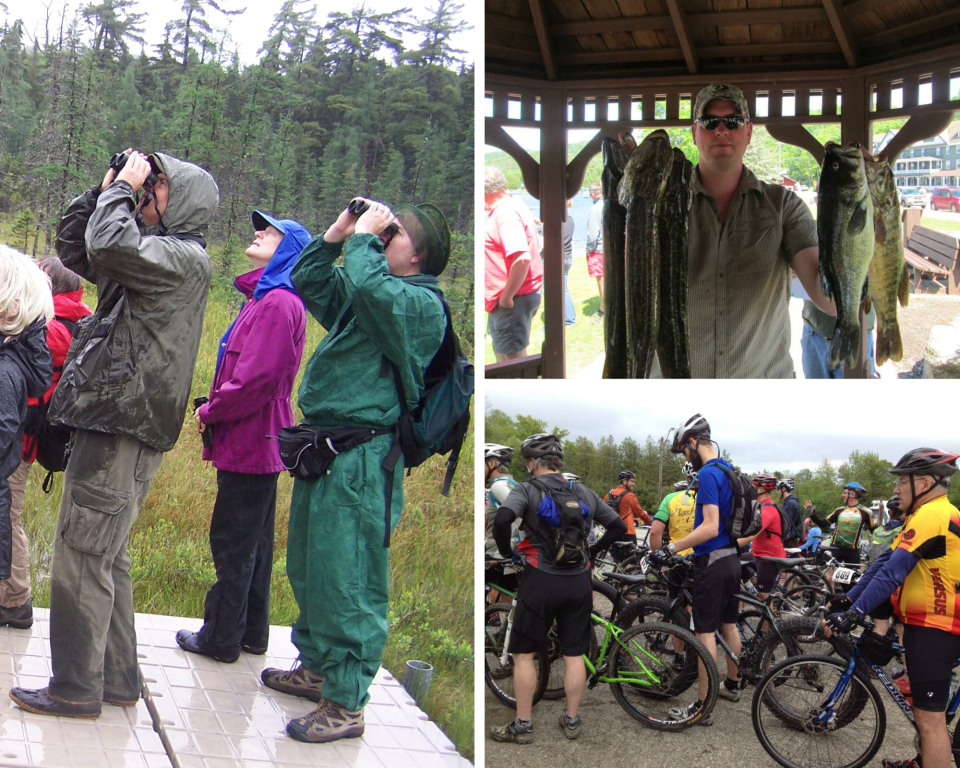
[347,197,371,215]
[109,151,159,189]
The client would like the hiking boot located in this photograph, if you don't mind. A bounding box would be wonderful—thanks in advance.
[261,663,325,702]
[240,642,268,655]
[558,713,580,740]
[9,687,100,719]
[0,597,33,629]
[490,719,534,744]
[668,701,713,726]
[718,679,741,702]
[103,693,139,707]
[175,629,239,663]
[286,698,364,743]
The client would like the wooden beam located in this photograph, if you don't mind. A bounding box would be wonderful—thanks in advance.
[559,48,686,66]
[666,0,699,75]
[486,13,536,36]
[538,90,566,378]
[548,8,828,36]
[845,0,896,15]
[527,0,557,81]
[879,112,955,163]
[552,15,672,35]
[484,121,541,200]
[698,42,840,57]
[821,0,859,68]
[487,44,542,64]
[859,8,960,49]
[765,124,826,165]
[566,133,606,197]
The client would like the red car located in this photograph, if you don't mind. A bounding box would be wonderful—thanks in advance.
[929,187,960,212]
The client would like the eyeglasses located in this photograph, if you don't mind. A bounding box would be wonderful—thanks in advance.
[696,115,748,131]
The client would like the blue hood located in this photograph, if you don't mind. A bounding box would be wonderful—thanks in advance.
[251,211,312,300]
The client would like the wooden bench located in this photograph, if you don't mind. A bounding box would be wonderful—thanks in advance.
[485,353,543,379]
[903,225,960,294]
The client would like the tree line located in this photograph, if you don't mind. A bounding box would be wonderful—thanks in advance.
[485,409,960,514]
[0,0,474,344]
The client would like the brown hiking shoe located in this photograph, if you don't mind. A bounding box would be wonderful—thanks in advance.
[261,663,325,702]
[286,698,364,743]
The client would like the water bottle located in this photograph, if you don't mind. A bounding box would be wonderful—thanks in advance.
[895,675,912,706]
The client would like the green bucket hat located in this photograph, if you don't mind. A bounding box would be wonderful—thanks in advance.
[394,203,451,276]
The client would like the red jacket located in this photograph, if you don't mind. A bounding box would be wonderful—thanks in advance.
[22,290,92,462]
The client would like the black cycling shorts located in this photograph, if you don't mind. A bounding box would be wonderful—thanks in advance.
[756,559,782,595]
[870,597,893,621]
[831,547,861,566]
[692,551,740,634]
[508,566,594,657]
[903,624,960,712]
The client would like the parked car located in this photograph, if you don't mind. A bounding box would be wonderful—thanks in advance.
[929,187,960,212]
[900,187,929,208]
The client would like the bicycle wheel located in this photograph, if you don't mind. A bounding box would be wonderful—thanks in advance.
[616,593,689,630]
[751,616,854,689]
[752,654,885,768]
[542,620,599,700]
[483,603,548,707]
[737,609,765,645]
[772,585,828,618]
[591,578,619,622]
[608,621,718,731]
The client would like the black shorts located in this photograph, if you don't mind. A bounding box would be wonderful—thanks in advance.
[870,597,893,621]
[756,559,782,594]
[903,624,960,712]
[487,291,541,355]
[508,566,594,657]
[830,547,861,566]
[692,550,740,633]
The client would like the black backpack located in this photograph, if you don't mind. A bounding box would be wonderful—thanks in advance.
[605,487,629,514]
[716,464,762,540]
[528,476,590,568]
[23,316,76,492]
[759,500,791,542]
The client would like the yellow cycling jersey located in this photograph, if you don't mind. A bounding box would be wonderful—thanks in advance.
[654,490,697,556]
[890,495,960,633]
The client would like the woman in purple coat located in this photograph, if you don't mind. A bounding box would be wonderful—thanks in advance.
[177,210,311,662]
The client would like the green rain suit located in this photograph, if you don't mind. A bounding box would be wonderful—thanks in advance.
[289,231,445,711]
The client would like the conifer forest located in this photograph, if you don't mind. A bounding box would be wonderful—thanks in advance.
[0,0,475,343]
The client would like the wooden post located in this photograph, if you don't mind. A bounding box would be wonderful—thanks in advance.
[539,90,567,378]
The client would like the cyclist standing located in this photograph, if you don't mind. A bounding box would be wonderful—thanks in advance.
[776,478,803,549]
[650,414,743,723]
[815,481,876,589]
[490,434,625,744]
[604,470,651,559]
[485,444,521,599]
[738,475,786,602]
[824,448,960,768]
[649,462,698,555]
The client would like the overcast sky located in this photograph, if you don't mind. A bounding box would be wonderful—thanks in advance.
[6,0,478,67]
[485,381,960,475]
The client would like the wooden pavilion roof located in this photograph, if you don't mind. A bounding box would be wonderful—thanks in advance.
[486,0,960,81]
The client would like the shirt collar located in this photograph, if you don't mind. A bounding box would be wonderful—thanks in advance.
[692,164,763,199]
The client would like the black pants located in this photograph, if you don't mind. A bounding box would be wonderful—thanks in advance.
[200,470,278,650]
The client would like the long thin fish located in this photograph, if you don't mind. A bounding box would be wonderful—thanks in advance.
[818,142,874,369]
[657,148,693,378]
[863,153,909,365]
[621,130,673,378]
[601,137,630,379]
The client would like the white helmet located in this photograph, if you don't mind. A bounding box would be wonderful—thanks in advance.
[562,472,581,485]
[484,443,514,464]
[682,461,695,478]
[671,414,710,453]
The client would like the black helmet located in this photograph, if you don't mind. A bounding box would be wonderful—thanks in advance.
[889,447,959,479]
[618,470,636,483]
[520,433,563,460]
[886,495,901,515]
[671,413,710,453]
[484,443,513,464]
[777,478,795,492]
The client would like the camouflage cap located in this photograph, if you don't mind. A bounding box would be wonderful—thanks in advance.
[693,84,750,121]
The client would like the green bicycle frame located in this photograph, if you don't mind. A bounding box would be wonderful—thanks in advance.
[584,612,665,687]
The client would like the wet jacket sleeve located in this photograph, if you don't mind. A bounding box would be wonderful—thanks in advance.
[850,548,916,619]
[342,234,445,384]
[199,295,304,425]
[290,233,350,330]
[56,185,102,283]
[84,182,193,292]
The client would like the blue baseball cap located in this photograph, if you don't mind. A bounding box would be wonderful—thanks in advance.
[252,210,286,233]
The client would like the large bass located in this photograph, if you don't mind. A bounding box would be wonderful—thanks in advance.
[863,153,909,365]
[657,148,694,379]
[818,143,874,369]
[601,137,630,378]
[620,129,673,378]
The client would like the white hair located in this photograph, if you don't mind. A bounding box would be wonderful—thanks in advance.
[0,245,54,337]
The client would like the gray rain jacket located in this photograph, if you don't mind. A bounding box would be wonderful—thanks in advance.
[51,153,218,452]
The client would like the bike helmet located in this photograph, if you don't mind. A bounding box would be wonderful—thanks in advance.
[886,495,901,515]
[752,474,778,492]
[484,443,513,464]
[803,518,812,526]
[888,447,960,479]
[618,470,636,483]
[842,481,868,499]
[520,433,562,460]
[671,413,711,453]
[562,472,581,484]
[682,461,695,478]
[673,480,689,491]
[776,478,795,493]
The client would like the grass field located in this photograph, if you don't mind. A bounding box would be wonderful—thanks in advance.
[5,225,475,760]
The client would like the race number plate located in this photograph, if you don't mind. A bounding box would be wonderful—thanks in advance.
[834,567,855,585]
[639,556,649,574]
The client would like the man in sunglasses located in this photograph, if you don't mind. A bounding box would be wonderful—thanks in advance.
[685,84,835,378]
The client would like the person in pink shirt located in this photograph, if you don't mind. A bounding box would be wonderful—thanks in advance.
[484,165,543,361]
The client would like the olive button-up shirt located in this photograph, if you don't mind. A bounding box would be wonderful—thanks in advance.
[687,165,818,379]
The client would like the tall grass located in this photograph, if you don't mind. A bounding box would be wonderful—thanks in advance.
[13,233,474,761]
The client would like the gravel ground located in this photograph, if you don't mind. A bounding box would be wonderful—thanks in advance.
[484,653,922,768]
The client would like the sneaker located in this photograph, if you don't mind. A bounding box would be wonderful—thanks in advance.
[558,713,580,740]
[718,679,741,702]
[286,698,364,743]
[490,719,534,744]
[672,652,686,671]
[0,597,33,629]
[261,663,325,702]
[668,701,713,726]
[881,758,920,768]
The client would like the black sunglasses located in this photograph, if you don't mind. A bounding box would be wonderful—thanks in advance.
[696,115,748,131]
